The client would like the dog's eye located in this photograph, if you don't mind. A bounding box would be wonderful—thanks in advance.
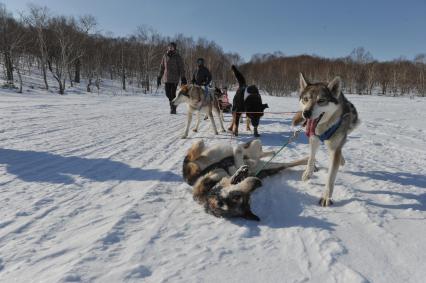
[318,99,327,104]
[302,97,309,102]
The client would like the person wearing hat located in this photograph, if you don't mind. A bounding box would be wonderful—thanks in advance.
[192,58,212,99]
[157,42,187,114]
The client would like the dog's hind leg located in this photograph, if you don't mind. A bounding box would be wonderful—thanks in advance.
[246,116,251,131]
[302,136,320,181]
[214,108,226,132]
[260,150,275,158]
[233,113,241,136]
[208,110,219,135]
[182,110,193,139]
[319,148,342,206]
[193,112,201,132]
[233,143,246,170]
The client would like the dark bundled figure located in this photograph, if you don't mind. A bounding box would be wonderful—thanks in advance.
[228,65,268,137]
[157,42,187,114]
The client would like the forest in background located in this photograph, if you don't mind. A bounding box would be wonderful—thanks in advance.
[1,3,425,96]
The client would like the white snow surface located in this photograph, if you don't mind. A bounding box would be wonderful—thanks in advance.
[0,89,425,283]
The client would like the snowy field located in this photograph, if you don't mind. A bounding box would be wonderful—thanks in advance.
[0,89,425,283]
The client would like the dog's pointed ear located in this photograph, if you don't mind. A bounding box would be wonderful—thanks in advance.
[328,76,342,98]
[299,73,308,92]
[243,210,260,221]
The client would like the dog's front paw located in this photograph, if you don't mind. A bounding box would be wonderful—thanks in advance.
[181,134,188,139]
[319,198,334,207]
[301,169,313,181]
[192,128,198,132]
[231,165,249,184]
[214,131,219,135]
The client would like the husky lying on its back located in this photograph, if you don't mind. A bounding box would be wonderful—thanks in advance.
[296,74,360,206]
[183,139,308,221]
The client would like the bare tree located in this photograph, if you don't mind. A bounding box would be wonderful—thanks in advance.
[46,16,82,94]
[24,4,50,90]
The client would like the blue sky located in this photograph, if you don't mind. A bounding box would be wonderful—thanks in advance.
[2,0,425,62]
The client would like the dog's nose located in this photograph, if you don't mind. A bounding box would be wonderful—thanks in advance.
[302,110,312,119]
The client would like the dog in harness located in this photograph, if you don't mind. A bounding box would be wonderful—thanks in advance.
[296,73,360,206]
[183,139,308,220]
[172,84,226,138]
[228,65,268,137]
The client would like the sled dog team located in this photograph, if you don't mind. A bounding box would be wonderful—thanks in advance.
[158,42,360,220]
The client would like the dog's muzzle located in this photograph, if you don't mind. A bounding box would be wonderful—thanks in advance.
[302,109,312,119]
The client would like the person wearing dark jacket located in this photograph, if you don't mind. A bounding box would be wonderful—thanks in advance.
[191,58,212,86]
[157,42,187,114]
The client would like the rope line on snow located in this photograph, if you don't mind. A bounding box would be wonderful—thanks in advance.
[235,111,298,115]
[254,127,304,177]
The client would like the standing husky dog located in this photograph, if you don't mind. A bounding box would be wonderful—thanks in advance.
[229,65,268,137]
[183,139,308,220]
[298,74,359,206]
[172,85,226,138]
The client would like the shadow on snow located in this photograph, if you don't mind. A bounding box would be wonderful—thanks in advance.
[0,148,181,184]
[229,170,336,236]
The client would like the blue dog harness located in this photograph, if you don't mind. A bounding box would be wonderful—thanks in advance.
[317,118,342,142]
[306,117,342,142]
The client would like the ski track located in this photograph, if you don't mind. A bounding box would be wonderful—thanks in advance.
[0,93,425,283]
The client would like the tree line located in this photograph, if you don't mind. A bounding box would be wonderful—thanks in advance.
[1,3,425,97]
[240,48,426,97]
[0,3,241,94]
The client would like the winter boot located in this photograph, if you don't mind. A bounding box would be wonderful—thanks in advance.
[169,101,177,114]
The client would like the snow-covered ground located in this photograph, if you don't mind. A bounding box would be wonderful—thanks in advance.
[0,87,425,283]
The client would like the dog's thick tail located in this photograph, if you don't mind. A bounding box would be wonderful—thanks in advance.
[231,65,246,88]
[256,156,308,179]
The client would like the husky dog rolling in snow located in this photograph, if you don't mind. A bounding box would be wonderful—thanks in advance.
[296,74,359,206]
[172,84,226,139]
[183,139,308,220]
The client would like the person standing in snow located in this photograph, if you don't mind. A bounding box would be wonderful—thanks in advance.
[192,58,212,99]
[157,42,187,114]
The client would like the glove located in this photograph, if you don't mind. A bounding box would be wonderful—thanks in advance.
[157,77,161,87]
[181,77,187,85]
